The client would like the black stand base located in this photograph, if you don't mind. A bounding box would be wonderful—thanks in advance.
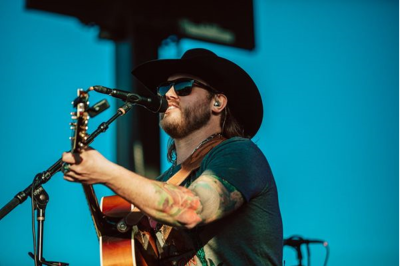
[29,252,69,266]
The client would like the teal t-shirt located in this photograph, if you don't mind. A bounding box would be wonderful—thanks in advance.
[157,137,283,266]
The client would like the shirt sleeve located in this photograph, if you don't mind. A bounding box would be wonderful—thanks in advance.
[199,137,273,202]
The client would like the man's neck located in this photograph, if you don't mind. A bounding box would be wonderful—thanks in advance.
[174,127,221,165]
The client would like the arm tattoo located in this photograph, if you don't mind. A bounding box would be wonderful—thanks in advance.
[152,183,202,227]
[150,175,244,227]
[190,175,244,223]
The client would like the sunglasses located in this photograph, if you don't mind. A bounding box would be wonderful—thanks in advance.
[157,78,217,97]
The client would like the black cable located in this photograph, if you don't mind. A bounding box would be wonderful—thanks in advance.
[323,243,330,266]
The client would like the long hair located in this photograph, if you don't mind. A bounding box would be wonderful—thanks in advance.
[166,95,246,163]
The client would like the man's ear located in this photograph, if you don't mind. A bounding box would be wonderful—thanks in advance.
[211,94,227,114]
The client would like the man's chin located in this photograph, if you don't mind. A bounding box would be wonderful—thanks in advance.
[161,118,181,133]
[161,124,184,139]
[161,111,181,123]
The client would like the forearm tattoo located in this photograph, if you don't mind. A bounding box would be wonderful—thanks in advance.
[152,183,202,227]
[151,175,244,227]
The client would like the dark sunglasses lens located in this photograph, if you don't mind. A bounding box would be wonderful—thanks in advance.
[157,79,195,96]
[157,83,172,96]
[174,80,194,96]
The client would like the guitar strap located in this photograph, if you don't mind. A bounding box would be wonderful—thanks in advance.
[166,134,226,186]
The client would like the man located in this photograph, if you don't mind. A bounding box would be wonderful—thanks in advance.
[62,48,283,265]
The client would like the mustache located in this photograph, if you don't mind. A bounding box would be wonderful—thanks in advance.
[167,100,180,108]
[160,100,180,120]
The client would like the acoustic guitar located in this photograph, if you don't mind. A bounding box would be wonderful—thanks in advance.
[68,89,159,266]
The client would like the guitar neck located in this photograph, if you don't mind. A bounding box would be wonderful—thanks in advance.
[82,184,106,238]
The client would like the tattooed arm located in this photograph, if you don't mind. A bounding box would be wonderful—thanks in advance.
[62,149,244,229]
[187,175,244,225]
[112,172,245,229]
[150,174,245,229]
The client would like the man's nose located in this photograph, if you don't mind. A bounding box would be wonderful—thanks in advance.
[165,86,178,99]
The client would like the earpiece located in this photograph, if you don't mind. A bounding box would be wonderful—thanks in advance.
[214,101,221,107]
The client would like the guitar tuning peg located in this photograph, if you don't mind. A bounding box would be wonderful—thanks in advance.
[71,116,77,120]
[70,112,77,116]
[69,137,75,140]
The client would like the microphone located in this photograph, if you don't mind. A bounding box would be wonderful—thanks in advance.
[88,99,110,118]
[91,85,168,113]
[284,236,327,247]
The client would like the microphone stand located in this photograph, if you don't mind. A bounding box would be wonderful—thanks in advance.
[0,102,133,265]
[284,236,329,266]
[284,236,305,266]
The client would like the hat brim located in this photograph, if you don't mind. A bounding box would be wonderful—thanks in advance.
[132,54,263,138]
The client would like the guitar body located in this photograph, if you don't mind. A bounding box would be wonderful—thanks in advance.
[100,235,135,266]
[99,195,159,266]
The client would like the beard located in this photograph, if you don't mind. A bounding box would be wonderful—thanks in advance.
[160,97,212,139]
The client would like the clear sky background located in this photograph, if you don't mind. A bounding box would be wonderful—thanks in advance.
[0,0,398,265]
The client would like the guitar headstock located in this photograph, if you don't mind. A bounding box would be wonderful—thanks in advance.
[70,89,89,153]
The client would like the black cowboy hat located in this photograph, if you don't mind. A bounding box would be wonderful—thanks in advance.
[131,48,263,138]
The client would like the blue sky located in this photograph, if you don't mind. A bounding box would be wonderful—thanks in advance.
[0,1,398,265]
